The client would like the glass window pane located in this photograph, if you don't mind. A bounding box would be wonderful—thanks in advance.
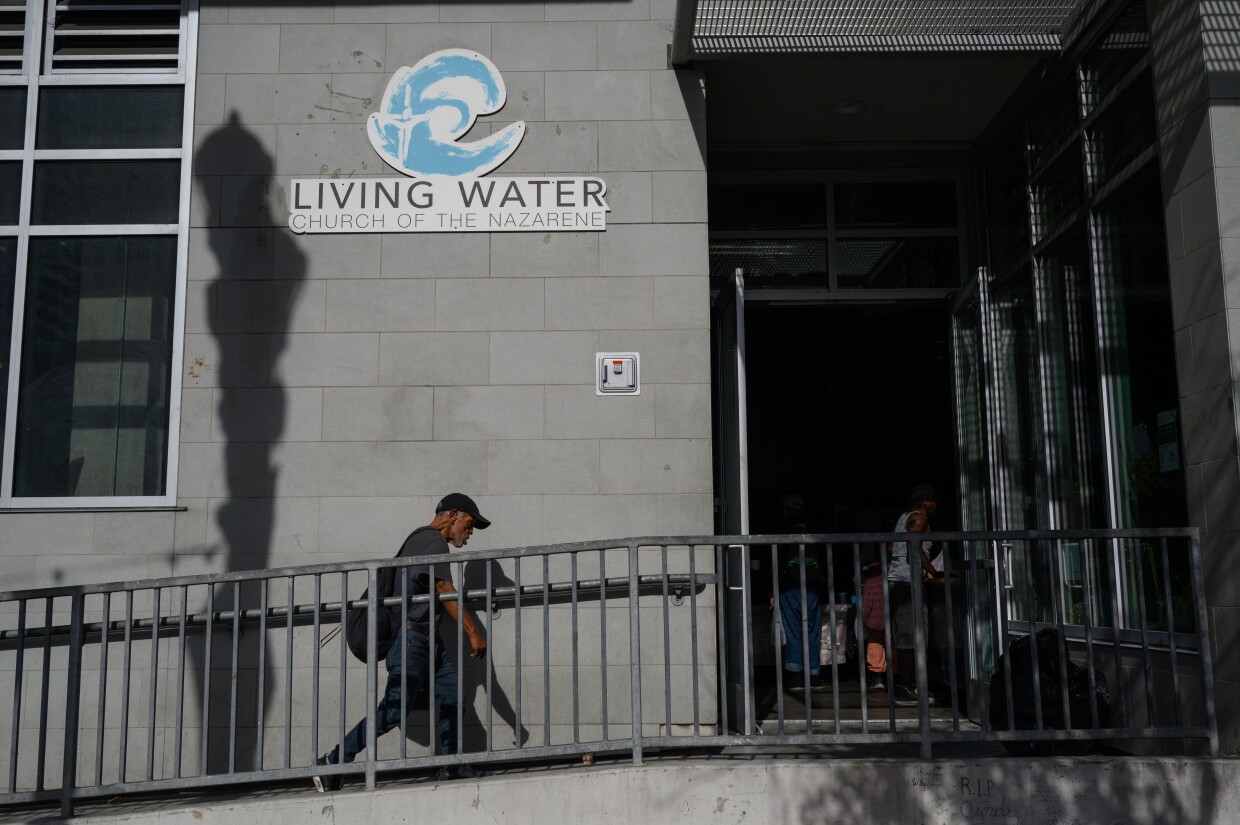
[708,183,826,231]
[1037,224,1107,529]
[0,162,19,225]
[709,238,826,287]
[1028,79,1078,170]
[834,182,958,230]
[1081,0,1149,116]
[36,86,184,150]
[989,264,1047,532]
[0,88,26,150]
[32,161,180,225]
[1030,144,1083,241]
[1096,161,1167,288]
[952,304,990,530]
[14,236,176,497]
[836,237,959,289]
[1087,70,1157,186]
[0,237,14,445]
[985,138,1026,216]
[988,203,1029,276]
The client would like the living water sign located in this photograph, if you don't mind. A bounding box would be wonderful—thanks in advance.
[289,49,609,234]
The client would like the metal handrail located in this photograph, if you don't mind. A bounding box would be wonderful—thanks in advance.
[0,529,1218,818]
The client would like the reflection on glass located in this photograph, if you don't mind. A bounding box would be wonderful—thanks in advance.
[1030,144,1083,243]
[0,162,19,225]
[952,293,999,682]
[836,237,959,289]
[0,88,25,150]
[1087,71,1156,186]
[986,138,1026,216]
[953,295,989,530]
[1028,79,1078,171]
[988,203,1029,277]
[834,182,957,230]
[37,86,184,150]
[14,236,176,497]
[1038,225,1110,626]
[986,265,1051,620]
[707,183,826,231]
[1038,224,1106,529]
[1095,161,1190,629]
[1081,0,1150,116]
[32,161,180,225]
[709,239,826,286]
[0,237,14,444]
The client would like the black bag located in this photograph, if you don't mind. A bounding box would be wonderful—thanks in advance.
[344,564,401,663]
[989,627,1112,755]
[344,527,442,663]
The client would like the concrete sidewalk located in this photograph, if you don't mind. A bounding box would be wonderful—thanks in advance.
[27,755,1240,825]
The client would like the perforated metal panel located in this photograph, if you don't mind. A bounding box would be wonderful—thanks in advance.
[676,0,1086,60]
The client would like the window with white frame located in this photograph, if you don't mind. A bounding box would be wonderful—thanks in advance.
[0,0,197,506]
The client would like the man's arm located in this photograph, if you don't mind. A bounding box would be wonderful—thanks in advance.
[904,511,939,578]
[435,579,488,658]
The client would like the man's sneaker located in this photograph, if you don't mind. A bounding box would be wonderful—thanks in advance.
[866,674,887,692]
[893,684,919,706]
[784,671,807,692]
[809,674,829,692]
[313,753,342,793]
[435,764,485,781]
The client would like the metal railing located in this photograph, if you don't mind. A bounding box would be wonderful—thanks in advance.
[0,529,1218,817]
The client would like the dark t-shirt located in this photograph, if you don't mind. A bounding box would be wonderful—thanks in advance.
[396,526,453,625]
[777,543,823,592]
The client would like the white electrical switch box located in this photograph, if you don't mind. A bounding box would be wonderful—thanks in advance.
[596,352,640,396]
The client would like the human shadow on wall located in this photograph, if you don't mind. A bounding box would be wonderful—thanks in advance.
[402,558,528,753]
[191,112,306,773]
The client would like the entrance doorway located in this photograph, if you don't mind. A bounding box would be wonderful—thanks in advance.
[744,302,957,543]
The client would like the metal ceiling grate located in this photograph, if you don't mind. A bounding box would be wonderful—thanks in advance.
[679,0,1086,58]
[0,0,25,73]
[46,0,182,73]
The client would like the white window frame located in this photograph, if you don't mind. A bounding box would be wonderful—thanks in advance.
[0,0,199,509]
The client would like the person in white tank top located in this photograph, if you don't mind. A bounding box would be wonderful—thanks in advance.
[886,484,941,706]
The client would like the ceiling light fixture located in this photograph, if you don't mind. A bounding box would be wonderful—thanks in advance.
[832,100,867,116]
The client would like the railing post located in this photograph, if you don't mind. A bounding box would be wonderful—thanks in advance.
[910,545,931,759]
[628,544,643,764]
[1189,530,1219,755]
[365,566,378,788]
[60,592,85,819]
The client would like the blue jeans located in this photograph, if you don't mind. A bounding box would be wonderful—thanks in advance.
[780,587,821,676]
[332,627,459,762]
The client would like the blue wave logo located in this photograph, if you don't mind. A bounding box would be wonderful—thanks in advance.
[367,49,525,178]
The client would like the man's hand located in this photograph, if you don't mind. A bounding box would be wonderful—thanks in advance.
[468,631,488,659]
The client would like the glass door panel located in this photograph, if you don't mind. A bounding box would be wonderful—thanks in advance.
[1036,224,1111,625]
[985,264,1055,622]
[952,282,998,721]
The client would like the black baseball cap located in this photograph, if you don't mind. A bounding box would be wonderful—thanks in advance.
[909,484,940,505]
[435,493,491,529]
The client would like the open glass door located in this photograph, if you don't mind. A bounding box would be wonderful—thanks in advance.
[712,268,753,733]
[951,269,1001,722]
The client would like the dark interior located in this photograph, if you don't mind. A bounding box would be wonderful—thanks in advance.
[744,302,959,537]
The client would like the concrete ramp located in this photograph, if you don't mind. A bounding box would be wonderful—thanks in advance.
[52,757,1240,825]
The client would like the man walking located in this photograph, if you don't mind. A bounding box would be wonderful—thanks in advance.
[316,494,490,790]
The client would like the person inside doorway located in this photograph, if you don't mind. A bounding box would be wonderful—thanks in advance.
[887,484,942,706]
[776,493,825,691]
